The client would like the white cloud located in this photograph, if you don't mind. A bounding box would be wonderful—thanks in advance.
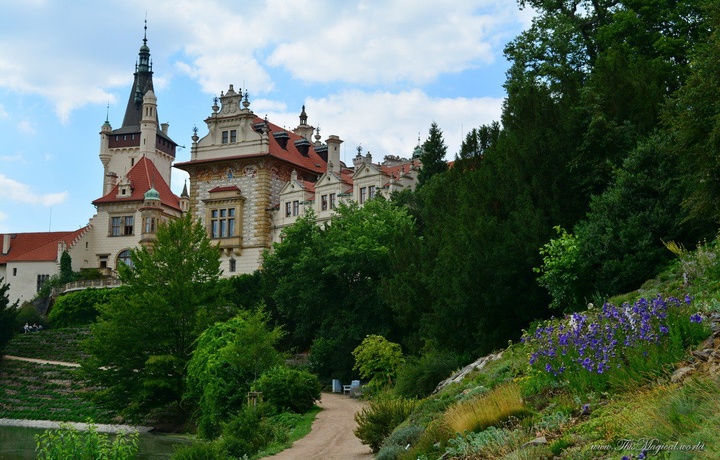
[0,104,8,119]
[0,174,68,206]
[264,89,503,161]
[0,153,25,163]
[17,120,35,134]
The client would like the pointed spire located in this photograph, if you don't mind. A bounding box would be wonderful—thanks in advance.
[299,105,308,125]
[181,180,189,198]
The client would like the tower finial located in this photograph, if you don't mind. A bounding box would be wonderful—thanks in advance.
[144,15,148,45]
[105,102,110,123]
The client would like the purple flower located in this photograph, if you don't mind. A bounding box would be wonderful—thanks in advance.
[690,313,703,323]
[685,294,692,304]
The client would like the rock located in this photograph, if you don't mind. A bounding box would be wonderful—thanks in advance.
[671,366,695,383]
[432,352,504,394]
[521,436,548,448]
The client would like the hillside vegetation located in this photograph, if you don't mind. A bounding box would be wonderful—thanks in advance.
[368,238,720,459]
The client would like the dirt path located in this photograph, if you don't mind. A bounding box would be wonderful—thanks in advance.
[268,392,373,460]
[2,355,80,367]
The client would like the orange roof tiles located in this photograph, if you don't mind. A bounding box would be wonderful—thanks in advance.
[0,227,88,264]
[92,156,181,211]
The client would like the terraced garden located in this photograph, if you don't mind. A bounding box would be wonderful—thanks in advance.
[0,326,119,424]
[3,327,90,363]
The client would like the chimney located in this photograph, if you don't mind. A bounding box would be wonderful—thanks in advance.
[326,135,343,174]
[2,234,10,255]
[161,123,169,135]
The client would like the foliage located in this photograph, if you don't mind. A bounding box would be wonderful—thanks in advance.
[352,335,404,388]
[522,295,709,393]
[444,426,532,460]
[354,393,417,453]
[59,251,75,283]
[442,383,528,435]
[395,350,463,399]
[185,309,284,438]
[417,121,449,187]
[82,215,229,419]
[14,303,46,331]
[0,277,18,354]
[219,403,276,458]
[252,366,321,414]
[49,288,122,328]
[35,424,139,460]
[263,199,416,380]
[573,134,713,300]
[534,226,582,311]
[376,424,425,460]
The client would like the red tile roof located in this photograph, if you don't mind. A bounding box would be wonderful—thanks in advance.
[0,227,88,263]
[175,117,327,175]
[92,156,181,211]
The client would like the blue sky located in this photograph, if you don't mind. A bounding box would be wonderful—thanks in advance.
[0,0,533,233]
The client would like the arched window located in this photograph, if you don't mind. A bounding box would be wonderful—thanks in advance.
[117,249,134,268]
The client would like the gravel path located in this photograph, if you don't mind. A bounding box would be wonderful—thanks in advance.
[267,392,373,460]
[3,355,80,367]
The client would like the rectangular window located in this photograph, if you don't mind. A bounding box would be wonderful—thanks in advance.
[144,217,156,233]
[222,131,229,144]
[321,195,328,211]
[230,130,237,142]
[292,200,300,216]
[369,185,376,200]
[360,187,367,204]
[210,207,236,238]
[285,202,292,217]
[112,216,134,236]
[229,258,236,273]
[36,274,50,292]
[13,268,17,276]
[330,193,336,209]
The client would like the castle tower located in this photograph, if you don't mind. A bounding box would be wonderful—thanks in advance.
[98,21,177,195]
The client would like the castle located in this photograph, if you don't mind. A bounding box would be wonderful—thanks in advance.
[0,29,420,306]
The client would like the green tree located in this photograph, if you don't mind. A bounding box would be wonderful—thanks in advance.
[417,122,448,187]
[352,335,404,387]
[263,199,416,380]
[185,309,284,438]
[83,214,229,418]
[59,251,74,283]
[1,277,18,355]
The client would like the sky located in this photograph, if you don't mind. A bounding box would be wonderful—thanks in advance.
[0,0,534,234]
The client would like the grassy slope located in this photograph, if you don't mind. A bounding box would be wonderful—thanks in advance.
[0,326,119,424]
[381,242,720,459]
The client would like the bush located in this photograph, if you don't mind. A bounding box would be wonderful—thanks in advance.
[376,424,425,460]
[35,424,138,460]
[253,366,321,413]
[49,288,120,328]
[395,351,463,399]
[220,404,276,457]
[353,335,405,388]
[354,393,417,452]
[170,441,228,460]
[14,303,47,331]
[1,277,17,354]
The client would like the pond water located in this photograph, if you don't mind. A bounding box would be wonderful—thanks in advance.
[0,425,194,459]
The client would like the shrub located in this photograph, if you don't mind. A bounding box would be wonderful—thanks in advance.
[253,366,321,413]
[534,226,583,311]
[395,350,463,399]
[220,404,276,457]
[0,277,18,354]
[376,423,425,460]
[354,393,417,452]
[14,303,47,331]
[352,335,405,387]
[49,288,120,328]
[170,441,228,460]
[444,426,530,459]
[35,423,138,460]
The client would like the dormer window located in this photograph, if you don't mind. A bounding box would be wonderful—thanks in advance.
[230,130,237,143]
[222,131,229,144]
